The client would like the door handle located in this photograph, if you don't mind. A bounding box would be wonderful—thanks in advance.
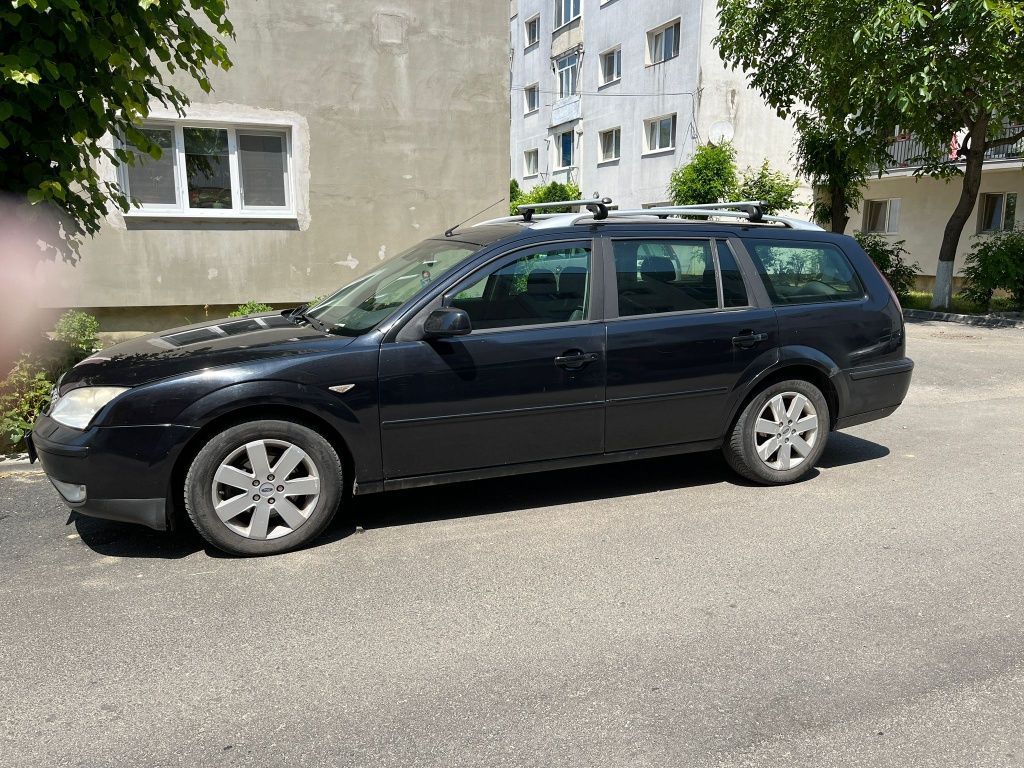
[731,331,769,348]
[554,350,599,369]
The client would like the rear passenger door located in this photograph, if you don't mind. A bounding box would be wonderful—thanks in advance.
[604,236,778,452]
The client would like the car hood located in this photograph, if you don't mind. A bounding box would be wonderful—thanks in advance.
[60,313,352,390]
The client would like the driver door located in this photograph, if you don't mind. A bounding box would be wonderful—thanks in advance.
[378,240,605,479]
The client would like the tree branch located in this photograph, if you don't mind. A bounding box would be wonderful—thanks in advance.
[984,128,1024,151]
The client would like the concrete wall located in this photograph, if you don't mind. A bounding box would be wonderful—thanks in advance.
[859,162,1024,282]
[510,0,805,210]
[36,0,509,315]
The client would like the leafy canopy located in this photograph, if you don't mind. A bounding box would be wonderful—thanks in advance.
[509,180,582,214]
[668,142,738,206]
[737,160,799,215]
[0,0,233,243]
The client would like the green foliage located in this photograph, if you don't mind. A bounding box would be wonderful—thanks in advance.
[509,180,582,215]
[668,142,738,206]
[53,310,100,352]
[0,354,54,451]
[229,301,275,318]
[853,232,920,298]
[737,160,800,215]
[900,291,1018,315]
[959,227,1024,310]
[0,0,233,244]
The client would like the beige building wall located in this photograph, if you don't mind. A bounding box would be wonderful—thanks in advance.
[35,0,509,329]
[859,164,1024,287]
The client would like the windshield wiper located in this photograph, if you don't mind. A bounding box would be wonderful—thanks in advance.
[287,304,330,333]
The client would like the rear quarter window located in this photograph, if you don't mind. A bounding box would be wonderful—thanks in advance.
[743,239,865,305]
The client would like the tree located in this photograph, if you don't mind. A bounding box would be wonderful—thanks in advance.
[0,0,233,251]
[509,180,582,214]
[737,160,799,216]
[715,0,1024,309]
[668,142,737,206]
[793,117,886,232]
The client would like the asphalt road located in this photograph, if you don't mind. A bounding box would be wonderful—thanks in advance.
[2,319,1023,768]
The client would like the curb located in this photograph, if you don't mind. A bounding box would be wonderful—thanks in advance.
[903,308,1024,329]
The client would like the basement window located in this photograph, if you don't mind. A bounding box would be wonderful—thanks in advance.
[120,122,294,218]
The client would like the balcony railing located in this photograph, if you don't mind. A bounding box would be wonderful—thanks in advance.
[882,124,1024,171]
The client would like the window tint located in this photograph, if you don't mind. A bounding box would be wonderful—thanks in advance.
[450,245,591,330]
[744,240,865,305]
[716,241,748,307]
[613,240,718,316]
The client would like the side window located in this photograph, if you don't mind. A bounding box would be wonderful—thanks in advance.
[716,241,749,307]
[449,244,591,331]
[744,239,865,305]
[613,239,718,316]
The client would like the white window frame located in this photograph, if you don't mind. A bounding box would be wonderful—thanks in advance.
[554,0,581,30]
[977,192,1017,233]
[599,46,621,86]
[555,52,580,99]
[864,198,901,234]
[647,19,681,65]
[119,119,295,219]
[555,129,575,170]
[524,148,540,177]
[524,83,540,115]
[644,114,677,154]
[599,127,621,162]
[525,14,540,47]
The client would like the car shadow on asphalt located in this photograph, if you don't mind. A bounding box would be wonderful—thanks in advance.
[73,431,889,560]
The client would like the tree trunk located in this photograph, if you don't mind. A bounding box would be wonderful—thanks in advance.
[931,115,989,310]
[830,183,849,233]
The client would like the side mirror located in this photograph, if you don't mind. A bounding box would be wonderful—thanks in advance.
[423,307,472,338]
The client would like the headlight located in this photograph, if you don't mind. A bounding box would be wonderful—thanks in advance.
[50,387,129,430]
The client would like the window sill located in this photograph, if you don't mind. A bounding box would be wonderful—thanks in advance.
[552,16,582,34]
[641,147,676,158]
[524,108,540,117]
[123,209,298,221]
[597,158,620,166]
[552,166,577,172]
[523,173,540,179]
[645,55,679,68]
[598,77,621,89]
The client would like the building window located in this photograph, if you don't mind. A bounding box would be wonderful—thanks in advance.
[599,128,621,162]
[644,114,677,153]
[978,192,1017,233]
[864,198,901,234]
[121,122,292,216]
[648,19,680,65]
[600,47,621,85]
[555,129,575,169]
[554,0,581,29]
[525,15,540,47]
[524,84,540,114]
[555,52,579,99]
[524,149,539,177]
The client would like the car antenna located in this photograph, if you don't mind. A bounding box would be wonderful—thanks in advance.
[445,198,505,237]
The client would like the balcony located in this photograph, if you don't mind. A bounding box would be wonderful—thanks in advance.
[881,124,1024,172]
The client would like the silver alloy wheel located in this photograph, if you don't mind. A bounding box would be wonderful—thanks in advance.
[211,439,321,540]
[753,392,819,471]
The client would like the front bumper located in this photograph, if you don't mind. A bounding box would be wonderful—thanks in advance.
[30,415,198,531]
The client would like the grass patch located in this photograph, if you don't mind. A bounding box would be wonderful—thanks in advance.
[900,291,1021,315]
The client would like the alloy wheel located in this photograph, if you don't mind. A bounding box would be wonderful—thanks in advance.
[753,392,819,471]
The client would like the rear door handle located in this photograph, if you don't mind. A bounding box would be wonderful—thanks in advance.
[731,331,769,348]
[554,350,599,369]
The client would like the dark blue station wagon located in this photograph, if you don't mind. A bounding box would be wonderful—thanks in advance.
[30,200,914,555]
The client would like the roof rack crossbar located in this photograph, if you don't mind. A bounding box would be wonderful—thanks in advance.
[516,197,613,222]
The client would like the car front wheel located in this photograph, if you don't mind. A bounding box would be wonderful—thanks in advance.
[724,379,830,485]
[184,420,343,556]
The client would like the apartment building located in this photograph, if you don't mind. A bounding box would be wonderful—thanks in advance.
[509,0,801,210]
[859,127,1023,285]
[35,0,508,332]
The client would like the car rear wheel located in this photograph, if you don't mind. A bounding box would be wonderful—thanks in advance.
[723,379,830,485]
[184,420,343,556]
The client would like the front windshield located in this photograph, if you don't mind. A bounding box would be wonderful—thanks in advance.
[308,240,481,335]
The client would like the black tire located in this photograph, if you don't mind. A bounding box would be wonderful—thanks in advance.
[184,420,343,556]
[723,379,830,485]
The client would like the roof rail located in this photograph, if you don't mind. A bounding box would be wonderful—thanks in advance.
[601,202,823,230]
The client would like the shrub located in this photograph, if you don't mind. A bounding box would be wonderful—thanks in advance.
[53,309,100,352]
[668,142,738,206]
[229,301,275,317]
[0,355,55,452]
[737,160,800,215]
[959,227,1024,310]
[509,180,582,215]
[853,232,921,298]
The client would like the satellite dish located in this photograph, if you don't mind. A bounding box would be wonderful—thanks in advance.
[709,120,735,144]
